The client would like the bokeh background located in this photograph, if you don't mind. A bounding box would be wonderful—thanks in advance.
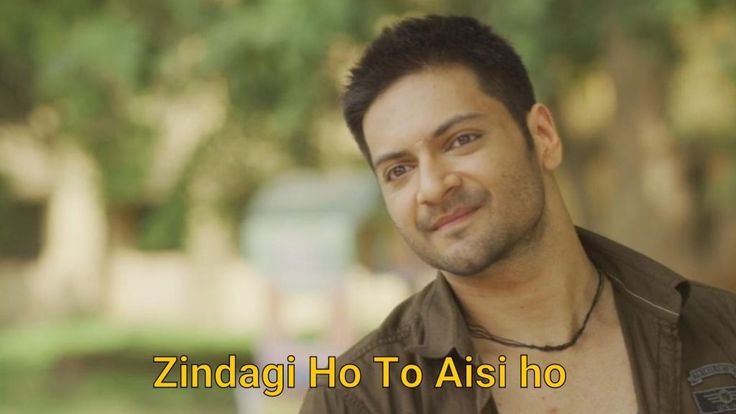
[1,1,735,413]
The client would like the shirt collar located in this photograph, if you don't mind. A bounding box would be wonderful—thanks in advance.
[406,226,690,358]
[407,272,475,359]
[576,226,689,323]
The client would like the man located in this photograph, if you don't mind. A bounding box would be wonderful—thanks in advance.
[301,15,736,414]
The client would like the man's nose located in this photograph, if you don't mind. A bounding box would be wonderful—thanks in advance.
[416,158,460,205]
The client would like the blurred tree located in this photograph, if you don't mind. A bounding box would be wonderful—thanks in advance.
[0,0,401,250]
[463,0,736,282]
[0,0,734,291]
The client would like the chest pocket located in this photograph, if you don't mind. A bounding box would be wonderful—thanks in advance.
[687,363,736,414]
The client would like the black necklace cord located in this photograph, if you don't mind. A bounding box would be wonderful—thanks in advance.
[467,268,605,352]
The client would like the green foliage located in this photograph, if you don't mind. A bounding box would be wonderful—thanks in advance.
[202,0,386,163]
[0,0,401,210]
[137,186,187,251]
[38,12,155,203]
[1,0,735,243]
[0,178,42,258]
[0,319,253,413]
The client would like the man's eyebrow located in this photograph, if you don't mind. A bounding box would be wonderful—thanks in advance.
[432,112,483,138]
[371,112,483,170]
[372,150,408,171]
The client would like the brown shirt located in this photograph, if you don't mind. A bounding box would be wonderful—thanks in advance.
[300,228,736,413]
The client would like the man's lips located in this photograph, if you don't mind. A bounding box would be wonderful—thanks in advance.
[430,206,478,231]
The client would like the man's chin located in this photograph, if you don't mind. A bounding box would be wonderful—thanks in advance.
[439,256,495,277]
[404,233,501,274]
[422,248,497,277]
[429,241,512,277]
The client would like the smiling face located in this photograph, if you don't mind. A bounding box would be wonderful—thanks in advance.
[363,65,549,276]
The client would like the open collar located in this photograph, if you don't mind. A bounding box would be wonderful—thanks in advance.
[576,226,689,324]
[406,226,690,359]
[407,272,475,359]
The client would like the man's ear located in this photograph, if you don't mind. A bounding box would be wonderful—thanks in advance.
[526,103,563,171]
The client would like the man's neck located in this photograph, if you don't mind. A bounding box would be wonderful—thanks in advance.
[443,216,600,350]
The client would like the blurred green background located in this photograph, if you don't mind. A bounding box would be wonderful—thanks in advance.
[1,0,735,413]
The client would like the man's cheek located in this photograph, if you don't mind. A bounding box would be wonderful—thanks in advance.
[383,204,405,231]
[384,194,413,224]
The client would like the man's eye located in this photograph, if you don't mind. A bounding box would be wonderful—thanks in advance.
[449,133,480,149]
[386,165,412,181]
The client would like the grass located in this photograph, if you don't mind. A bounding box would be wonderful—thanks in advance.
[0,319,255,414]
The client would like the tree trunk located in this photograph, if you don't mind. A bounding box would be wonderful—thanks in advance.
[29,143,107,318]
[598,27,696,277]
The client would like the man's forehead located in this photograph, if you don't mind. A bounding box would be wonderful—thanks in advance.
[363,66,481,126]
[362,66,503,165]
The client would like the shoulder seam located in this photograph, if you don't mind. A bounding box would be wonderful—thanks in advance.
[608,273,680,317]
[687,281,736,299]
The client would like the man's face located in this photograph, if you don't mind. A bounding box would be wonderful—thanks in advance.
[362,65,547,276]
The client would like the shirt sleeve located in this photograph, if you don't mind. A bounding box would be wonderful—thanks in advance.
[299,386,368,414]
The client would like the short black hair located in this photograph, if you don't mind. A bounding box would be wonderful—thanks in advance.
[343,15,537,165]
